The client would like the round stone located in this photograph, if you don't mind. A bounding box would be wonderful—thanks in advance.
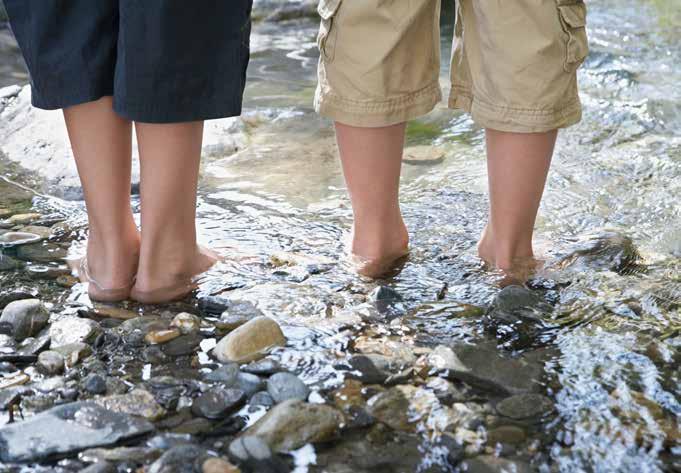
[496,393,555,420]
[84,374,107,395]
[37,350,65,376]
[191,388,246,419]
[266,372,309,403]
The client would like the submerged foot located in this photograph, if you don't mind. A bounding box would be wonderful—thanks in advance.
[67,232,140,303]
[477,225,542,286]
[131,245,219,304]
[348,222,410,279]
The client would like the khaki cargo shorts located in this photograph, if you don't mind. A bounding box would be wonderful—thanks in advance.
[314,0,589,133]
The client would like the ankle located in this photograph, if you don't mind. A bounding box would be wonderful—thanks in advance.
[477,227,534,270]
[351,217,409,261]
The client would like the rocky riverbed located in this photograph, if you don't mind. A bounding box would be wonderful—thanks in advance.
[1,1,680,472]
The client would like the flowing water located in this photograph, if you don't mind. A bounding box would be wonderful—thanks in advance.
[0,1,679,472]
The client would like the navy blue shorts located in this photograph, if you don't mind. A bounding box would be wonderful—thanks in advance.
[4,0,252,123]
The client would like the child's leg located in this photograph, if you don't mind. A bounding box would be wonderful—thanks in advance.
[478,129,556,271]
[335,122,409,277]
[315,0,442,277]
[63,97,140,290]
[130,121,216,303]
[448,0,588,278]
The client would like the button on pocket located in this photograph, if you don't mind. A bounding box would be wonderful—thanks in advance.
[317,0,343,62]
[556,1,589,71]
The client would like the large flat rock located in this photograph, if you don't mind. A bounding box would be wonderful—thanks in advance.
[0,401,154,462]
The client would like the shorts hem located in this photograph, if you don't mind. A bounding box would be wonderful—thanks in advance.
[113,98,244,124]
[315,82,442,128]
[30,88,114,111]
[448,87,582,133]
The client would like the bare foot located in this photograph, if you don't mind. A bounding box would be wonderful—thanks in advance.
[131,245,219,304]
[348,222,410,278]
[477,225,543,284]
[67,228,140,302]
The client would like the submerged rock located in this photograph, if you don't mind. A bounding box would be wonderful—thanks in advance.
[460,455,532,473]
[0,298,49,341]
[560,232,642,275]
[245,399,343,452]
[426,344,543,395]
[0,401,154,462]
[213,317,286,363]
[496,393,555,420]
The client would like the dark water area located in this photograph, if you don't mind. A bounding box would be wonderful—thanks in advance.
[0,1,679,472]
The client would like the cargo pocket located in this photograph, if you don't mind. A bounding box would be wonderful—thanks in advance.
[317,0,342,63]
[556,1,589,72]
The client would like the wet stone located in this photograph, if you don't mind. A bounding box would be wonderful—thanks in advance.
[235,372,264,397]
[95,388,166,421]
[0,401,154,462]
[461,455,533,473]
[0,361,18,374]
[205,362,240,383]
[37,350,65,375]
[242,358,281,376]
[0,232,42,247]
[49,317,102,347]
[202,457,241,473]
[366,386,414,432]
[370,286,405,317]
[228,436,288,473]
[0,288,40,310]
[148,444,209,473]
[245,399,343,452]
[80,446,161,464]
[427,343,543,395]
[0,254,24,271]
[83,373,108,395]
[496,393,555,420]
[486,425,527,445]
[79,462,116,473]
[161,333,203,357]
[171,312,202,334]
[0,371,30,389]
[0,298,49,341]
[15,242,68,263]
[249,391,275,411]
[5,213,41,225]
[26,264,70,280]
[266,372,310,403]
[343,354,390,384]
[213,316,286,364]
[191,387,246,419]
[145,328,181,345]
[17,331,51,355]
[560,232,641,275]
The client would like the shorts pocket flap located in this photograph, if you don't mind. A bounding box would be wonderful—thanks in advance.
[558,4,587,28]
[318,0,342,20]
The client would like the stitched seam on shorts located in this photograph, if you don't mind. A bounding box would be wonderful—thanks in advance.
[451,85,581,118]
[319,81,441,114]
